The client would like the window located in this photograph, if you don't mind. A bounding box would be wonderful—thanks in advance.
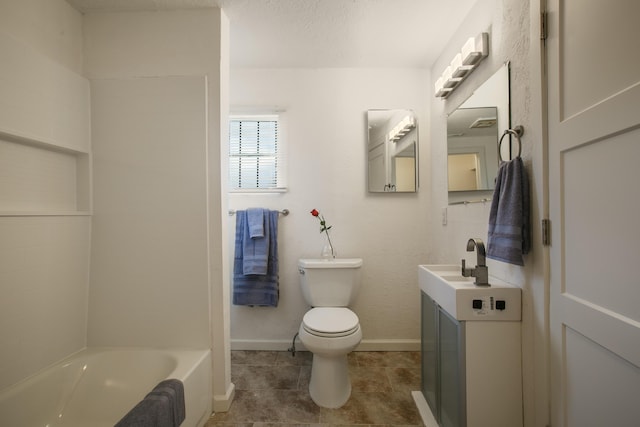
[228,114,286,191]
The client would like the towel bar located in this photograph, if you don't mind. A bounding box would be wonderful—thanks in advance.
[449,198,492,206]
[229,209,289,216]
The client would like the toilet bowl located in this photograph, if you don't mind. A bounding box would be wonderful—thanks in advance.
[297,259,363,408]
[298,307,362,408]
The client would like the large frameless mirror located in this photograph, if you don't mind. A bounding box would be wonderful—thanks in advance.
[367,109,418,193]
[447,63,510,203]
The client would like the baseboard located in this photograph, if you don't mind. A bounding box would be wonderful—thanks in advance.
[231,339,296,351]
[212,382,235,413]
[412,391,438,427]
[357,339,420,351]
[230,338,420,352]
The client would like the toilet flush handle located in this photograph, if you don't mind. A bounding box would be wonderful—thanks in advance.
[298,268,305,275]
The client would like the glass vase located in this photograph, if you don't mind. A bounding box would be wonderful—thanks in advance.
[321,244,336,259]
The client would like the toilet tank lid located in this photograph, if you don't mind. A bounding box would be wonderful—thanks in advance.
[298,258,363,269]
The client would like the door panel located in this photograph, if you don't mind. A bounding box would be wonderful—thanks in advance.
[560,0,640,117]
[564,327,640,427]
[548,1,640,426]
[563,130,640,322]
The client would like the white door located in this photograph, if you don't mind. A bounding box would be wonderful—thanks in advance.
[547,1,640,426]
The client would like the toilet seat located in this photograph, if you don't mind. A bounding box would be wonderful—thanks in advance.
[302,307,360,338]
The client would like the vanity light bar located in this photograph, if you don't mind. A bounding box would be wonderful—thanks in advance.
[388,115,416,142]
[435,32,489,99]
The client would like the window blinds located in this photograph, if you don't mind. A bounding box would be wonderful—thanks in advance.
[229,116,283,190]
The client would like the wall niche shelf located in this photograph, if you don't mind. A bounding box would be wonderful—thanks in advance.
[0,129,91,217]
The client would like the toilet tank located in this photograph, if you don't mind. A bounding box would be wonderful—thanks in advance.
[298,258,363,307]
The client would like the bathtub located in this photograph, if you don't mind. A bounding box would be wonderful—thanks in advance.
[0,348,212,427]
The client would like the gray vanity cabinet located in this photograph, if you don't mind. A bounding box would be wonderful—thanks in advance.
[421,292,466,427]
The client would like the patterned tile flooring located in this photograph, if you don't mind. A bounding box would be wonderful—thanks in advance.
[205,350,424,427]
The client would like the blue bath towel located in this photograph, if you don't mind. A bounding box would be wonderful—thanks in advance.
[115,379,185,427]
[233,209,279,307]
[487,157,530,266]
[241,209,269,275]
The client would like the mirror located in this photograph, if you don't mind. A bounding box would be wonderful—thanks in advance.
[367,109,418,192]
[447,63,510,202]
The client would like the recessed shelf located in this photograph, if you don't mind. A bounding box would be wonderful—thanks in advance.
[0,128,89,156]
[0,211,92,217]
[0,134,91,215]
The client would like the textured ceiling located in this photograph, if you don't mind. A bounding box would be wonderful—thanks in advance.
[66,0,477,68]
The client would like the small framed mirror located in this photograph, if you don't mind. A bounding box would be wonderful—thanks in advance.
[447,63,510,203]
[367,109,418,193]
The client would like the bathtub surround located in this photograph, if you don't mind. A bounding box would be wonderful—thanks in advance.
[83,8,232,411]
[0,0,232,416]
[0,0,89,391]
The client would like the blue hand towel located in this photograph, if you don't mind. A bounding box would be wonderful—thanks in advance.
[487,157,530,266]
[233,209,279,307]
[247,207,265,238]
[241,209,269,275]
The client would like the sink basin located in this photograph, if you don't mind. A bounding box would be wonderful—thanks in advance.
[418,264,521,321]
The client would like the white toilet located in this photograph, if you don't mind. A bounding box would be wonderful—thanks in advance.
[297,258,363,408]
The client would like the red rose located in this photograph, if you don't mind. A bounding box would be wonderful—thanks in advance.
[310,209,319,217]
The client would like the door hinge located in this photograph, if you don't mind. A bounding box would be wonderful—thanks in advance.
[540,11,548,40]
[542,218,551,246]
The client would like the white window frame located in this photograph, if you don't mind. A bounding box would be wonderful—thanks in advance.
[228,112,287,193]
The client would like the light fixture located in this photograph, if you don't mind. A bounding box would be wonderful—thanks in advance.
[435,32,489,99]
[469,117,497,129]
[388,115,416,142]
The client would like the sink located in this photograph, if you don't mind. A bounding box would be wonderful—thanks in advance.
[418,264,521,321]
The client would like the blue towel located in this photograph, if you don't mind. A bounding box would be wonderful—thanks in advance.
[247,207,265,238]
[487,157,530,266]
[233,209,279,307]
[149,379,185,426]
[115,379,185,427]
[241,209,269,275]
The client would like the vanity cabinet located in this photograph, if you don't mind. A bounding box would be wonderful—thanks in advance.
[420,291,522,427]
[422,292,466,427]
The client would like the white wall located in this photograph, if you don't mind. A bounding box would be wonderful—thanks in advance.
[0,0,83,74]
[429,0,548,426]
[0,0,89,391]
[228,68,431,350]
[88,75,210,348]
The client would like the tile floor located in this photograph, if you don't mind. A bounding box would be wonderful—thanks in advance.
[205,350,424,427]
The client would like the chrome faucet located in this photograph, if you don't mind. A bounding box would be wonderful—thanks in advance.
[461,238,490,286]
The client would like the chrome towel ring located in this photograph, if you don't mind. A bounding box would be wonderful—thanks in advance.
[498,125,524,160]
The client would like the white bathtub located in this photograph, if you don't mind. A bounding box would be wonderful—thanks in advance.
[0,348,212,427]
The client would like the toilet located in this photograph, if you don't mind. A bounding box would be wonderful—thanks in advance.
[297,258,363,408]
